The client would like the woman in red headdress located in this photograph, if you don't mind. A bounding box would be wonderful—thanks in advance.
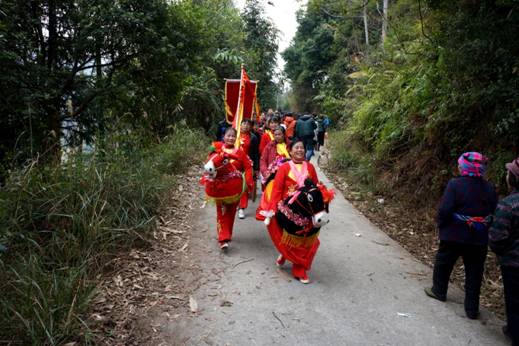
[201,127,253,250]
[264,139,326,284]
[255,126,291,221]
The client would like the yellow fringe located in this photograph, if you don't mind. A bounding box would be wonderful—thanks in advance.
[281,230,319,248]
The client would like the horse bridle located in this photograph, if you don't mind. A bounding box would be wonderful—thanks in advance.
[291,187,324,217]
[211,154,233,171]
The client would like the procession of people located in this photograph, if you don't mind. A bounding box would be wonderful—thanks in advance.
[203,110,519,345]
[204,96,517,343]
[203,109,332,284]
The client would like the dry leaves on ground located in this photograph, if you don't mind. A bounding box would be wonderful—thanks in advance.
[86,167,204,345]
[323,165,505,319]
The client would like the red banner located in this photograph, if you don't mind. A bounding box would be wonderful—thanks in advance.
[224,74,257,125]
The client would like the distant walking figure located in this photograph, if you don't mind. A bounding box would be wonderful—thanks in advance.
[425,152,497,319]
[489,156,519,345]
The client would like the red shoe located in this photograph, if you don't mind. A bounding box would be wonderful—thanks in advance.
[275,254,285,267]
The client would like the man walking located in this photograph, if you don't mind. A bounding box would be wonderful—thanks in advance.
[295,113,317,161]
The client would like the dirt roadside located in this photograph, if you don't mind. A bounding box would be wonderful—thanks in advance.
[85,149,506,345]
[87,168,206,345]
[317,147,505,319]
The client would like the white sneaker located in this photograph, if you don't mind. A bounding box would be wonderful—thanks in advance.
[276,254,285,267]
[238,209,245,219]
[220,242,229,251]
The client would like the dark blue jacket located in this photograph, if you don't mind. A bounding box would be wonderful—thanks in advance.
[489,190,519,267]
[437,176,498,245]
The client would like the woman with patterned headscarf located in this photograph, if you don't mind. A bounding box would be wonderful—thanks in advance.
[425,152,498,320]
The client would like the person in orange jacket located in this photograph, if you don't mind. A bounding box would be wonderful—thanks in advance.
[284,112,296,142]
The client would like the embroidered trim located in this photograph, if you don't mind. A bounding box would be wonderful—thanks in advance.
[277,200,310,227]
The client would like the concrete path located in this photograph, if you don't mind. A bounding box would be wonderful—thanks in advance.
[164,163,508,346]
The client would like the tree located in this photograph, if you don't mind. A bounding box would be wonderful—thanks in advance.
[363,0,369,46]
[381,0,388,43]
[0,0,200,167]
[241,0,279,108]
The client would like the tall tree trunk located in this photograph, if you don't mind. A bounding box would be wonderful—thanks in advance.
[47,0,57,70]
[363,1,369,46]
[44,0,61,162]
[381,0,388,43]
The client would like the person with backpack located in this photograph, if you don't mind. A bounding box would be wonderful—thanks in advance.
[295,113,317,161]
[489,157,519,345]
[424,152,498,320]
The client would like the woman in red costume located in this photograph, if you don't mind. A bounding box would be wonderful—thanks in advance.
[265,139,319,283]
[256,127,290,220]
[259,116,281,156]
[237,119,259,219]
[202,128,253,251]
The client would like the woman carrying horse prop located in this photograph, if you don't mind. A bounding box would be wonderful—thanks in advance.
[200,66,257,251]
[263,138,334,284]
[200,127,253,250]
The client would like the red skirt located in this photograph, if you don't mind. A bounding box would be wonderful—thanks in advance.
[267,217,320,274]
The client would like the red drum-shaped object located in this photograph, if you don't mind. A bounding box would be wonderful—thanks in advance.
[203,172,245,204]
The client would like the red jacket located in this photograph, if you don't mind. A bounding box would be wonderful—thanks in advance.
[210,142,253,189]
[284,116,296,140]
[259,130,274,156]
[268,161,318,211]
[260,141,290,179]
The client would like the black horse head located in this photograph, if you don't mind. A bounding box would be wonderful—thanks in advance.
[275,179,328,236]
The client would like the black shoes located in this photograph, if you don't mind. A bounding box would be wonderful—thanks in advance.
[502,325,512,341]
[424,287,447,302]
[465,310,479,320]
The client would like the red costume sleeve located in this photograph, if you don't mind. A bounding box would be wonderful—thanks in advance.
[238,148,253,189]
[260,142,271,178]
[240,134,251,156]
[259,132,271,156]
[268,162,289,211]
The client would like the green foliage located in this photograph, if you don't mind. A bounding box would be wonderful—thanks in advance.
[0,128,208,344]
[283,0,383,112]
[328,130,377,188]
[291,0,519,199]
[242,0,280,108]
[0,0,280,171]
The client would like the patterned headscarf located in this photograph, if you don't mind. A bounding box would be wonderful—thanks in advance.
[458,152,488,177]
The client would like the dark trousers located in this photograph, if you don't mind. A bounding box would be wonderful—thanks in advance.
[502,265,519,346]
[432,240,487,314]
[303,136,315,161]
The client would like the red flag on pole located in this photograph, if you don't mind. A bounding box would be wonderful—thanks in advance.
[224,66,258,134]
[233,67,249,147]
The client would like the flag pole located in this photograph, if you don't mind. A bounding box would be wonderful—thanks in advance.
[234,65,245,148]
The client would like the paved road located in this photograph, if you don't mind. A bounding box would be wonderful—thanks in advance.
[164,163,508,346]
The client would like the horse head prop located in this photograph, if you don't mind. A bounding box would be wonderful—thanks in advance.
[275,179,334,236]
[204,151,240,179]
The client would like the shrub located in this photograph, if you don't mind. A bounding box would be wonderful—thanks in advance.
[0,128,208,345]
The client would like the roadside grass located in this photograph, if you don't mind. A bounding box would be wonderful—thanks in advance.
[327,130,382,195]
[0,128,208,345]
